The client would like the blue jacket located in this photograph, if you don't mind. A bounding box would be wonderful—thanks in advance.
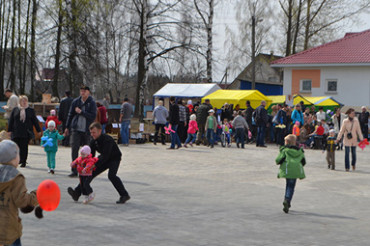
[291,110,304,126]
[66,96,97,132]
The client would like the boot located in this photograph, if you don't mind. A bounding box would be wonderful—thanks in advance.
[283,200,289,213]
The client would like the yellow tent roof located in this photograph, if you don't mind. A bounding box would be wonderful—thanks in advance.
[267,95,286,105]
[293,95,313,105]
[304,96,341,106]
[202,90,272,109]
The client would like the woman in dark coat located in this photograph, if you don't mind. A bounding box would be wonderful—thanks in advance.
[8,95,41,167]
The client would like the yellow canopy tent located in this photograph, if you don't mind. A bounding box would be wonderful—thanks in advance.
[305,96,341,107]
[267,95,286,105]
[202,90,272,109]
[293,94,313,106]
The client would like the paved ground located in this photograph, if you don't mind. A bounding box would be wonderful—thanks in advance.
[18,142,370,246]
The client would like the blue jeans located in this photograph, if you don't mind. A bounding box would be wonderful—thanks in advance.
[257,125,266,146]
[206,129,215,146]
[185,133,196,144]
[120,120,130,145]
[170,124,181,148]
[235,128,245,148]
[102,124,106,134]
[10,238,21,246]
[345,146,357,170]
[285,178,297,202]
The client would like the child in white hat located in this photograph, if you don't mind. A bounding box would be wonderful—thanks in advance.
[41,120,64,174]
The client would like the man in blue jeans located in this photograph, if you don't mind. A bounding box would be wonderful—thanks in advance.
[255,101,268,147]
[119,98,133,146]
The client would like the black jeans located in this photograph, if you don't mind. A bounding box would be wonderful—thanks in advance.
[71,130,91,174]
[361,124,368,139]
[13,137,29,164]
[154,124,166,144]
[74,159,129,198]
[79,176,93,195]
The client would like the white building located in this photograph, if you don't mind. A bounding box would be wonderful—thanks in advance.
[271,30,370,106]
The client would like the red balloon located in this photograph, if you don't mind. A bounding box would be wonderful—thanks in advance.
[37,179,61,211]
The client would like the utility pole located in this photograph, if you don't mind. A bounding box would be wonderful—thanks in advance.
[251,15,256,90]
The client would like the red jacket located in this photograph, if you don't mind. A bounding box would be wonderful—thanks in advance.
[46,116,61,127]
[70,154,98,176]
[98,106,108,124]
[187,120,198,134]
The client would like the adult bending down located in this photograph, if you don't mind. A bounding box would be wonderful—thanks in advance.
[67,122,130,204]
[336,108,363,172]
[7,95,41,167]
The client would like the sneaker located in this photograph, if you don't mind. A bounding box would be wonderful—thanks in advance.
[82,195,89,204]
[189,143,193,147]
[184,144,188,148]
[48,169,51,173]
[116,195,130,204]
[50,169,55,174]
[352,165,356,171]
[83,193,95,204]
[228,144,231,148]
[67,187,80,202]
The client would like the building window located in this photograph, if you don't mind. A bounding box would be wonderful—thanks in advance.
[300,79,312,93]
[326,80,337,93]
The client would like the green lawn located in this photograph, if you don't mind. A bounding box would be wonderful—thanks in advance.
[0,114,7,131]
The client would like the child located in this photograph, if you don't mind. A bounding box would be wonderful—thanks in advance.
[184,114,198,148]
[292,121,300,138]
[275,134,306,213]
[222,118,232,147]
[41,120,64,174]
[323,129,337,170]
[45,109,61,128]
[70,145,98,204]
[205,109,217,148]
[0,140,39,246]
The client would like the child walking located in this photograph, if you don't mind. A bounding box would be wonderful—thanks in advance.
[275,134,306,213]
[205,109,217,148]
[323,129,337,170]
[41,120,64,174]
[0,140,39,246]
[70,145,98,204]
[222,118,232,147]
[184,114,198,148]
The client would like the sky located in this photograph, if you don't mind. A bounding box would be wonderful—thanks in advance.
[212,2,370,83]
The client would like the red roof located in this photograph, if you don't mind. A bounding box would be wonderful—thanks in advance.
[272,29,370,66]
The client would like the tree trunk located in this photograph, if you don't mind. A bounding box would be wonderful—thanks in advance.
[292,0,303,54]
[22,0,31,96]
[9,0,16,91]
[30,0,37,101]
[53,0,63,98]
[0,0,4,100]
[1,1,11,99]
[17,0,24,94]
[304,0,311,50]
[206,0,213,83]
[134,0,148,121]
[285,0,293,56]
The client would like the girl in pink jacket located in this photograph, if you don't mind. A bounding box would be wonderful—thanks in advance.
[70,145,98,204]
[184,114,198,147]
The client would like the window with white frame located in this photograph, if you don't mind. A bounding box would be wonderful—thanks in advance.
[300,79,312,93]
[326,79,337,93]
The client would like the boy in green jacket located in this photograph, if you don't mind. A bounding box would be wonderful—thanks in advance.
[41,120,64,174]
[276,134,306,213]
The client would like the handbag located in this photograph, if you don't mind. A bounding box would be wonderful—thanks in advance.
[346,122,354,139]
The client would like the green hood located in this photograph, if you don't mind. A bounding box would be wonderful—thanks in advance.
[276,145,306,179]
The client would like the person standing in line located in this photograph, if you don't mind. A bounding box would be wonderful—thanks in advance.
[58,91,74,146]
[205,109,217,148]
[275,104,287,146]
[291,104,304,126]
[8,95,41,167]
[178,99,188,143]
[336,108,363,172]
[68,122,131,204]
[119,98,133,146]
[232,111,249,149]
[64,85,97,177]
[152,100,168,145]
[2,88,19,123]
[96,102,108,134]
[255,100,268,147]
[359,106,369,140]
[196,99,212,145]
[168,97,182,149]
[244,100,254,143]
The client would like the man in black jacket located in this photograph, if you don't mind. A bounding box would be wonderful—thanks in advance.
[244,100,254,143]
[255,100,268,147]
[196,99,212,145]
[360,106,369,140]
[58,91,73,146]
[67,122,130,204]
[168,96,182,149]
[64,85,97,177]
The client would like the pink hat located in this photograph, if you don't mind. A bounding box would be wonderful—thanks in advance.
[80,145,91,156]
[50,109,56,116]
[295,121,300,126]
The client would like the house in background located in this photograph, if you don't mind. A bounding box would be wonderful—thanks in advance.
[228,53,283,95]
[271,29,370,106]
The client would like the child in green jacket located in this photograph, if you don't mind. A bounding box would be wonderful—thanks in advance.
[275,134,306,213]
[41,120,64,174]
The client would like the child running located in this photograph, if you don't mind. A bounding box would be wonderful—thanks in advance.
[184,114,198,148]
[41,120,64,174]
[275,134,306,213]
[70,145,98,204]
